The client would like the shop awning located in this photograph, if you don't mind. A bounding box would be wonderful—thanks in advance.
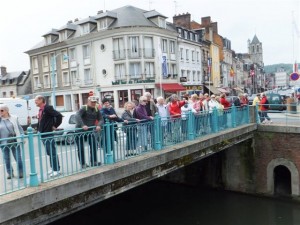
[205,85,221,95]
[155,83,186,91]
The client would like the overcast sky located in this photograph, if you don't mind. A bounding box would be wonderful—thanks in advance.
[0,0,299,72]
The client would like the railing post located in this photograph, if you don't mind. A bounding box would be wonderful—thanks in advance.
[104,120,113,164]
[27,127,39,187]
[188,110,195,140]
[255,104,260,124]
[245,105,250,124]
[212,107,218,133]
[154,112,162,150]
[231,105,237,128]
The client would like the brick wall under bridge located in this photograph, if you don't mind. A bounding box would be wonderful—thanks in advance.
[165,125,300,199]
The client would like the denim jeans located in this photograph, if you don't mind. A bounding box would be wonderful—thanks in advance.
[42,134,60,171]
[2,144,23,176]
[75,132,98,166]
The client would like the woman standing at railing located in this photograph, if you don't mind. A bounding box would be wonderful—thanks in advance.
[0,104,24,179]
[121,102,140,156]
[259,93,272,124]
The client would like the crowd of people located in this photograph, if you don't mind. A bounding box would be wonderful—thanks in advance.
[0,91,273,180]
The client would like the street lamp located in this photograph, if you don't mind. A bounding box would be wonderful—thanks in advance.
[51,53,68,109]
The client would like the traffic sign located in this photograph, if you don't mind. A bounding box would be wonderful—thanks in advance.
[290,72,299,81]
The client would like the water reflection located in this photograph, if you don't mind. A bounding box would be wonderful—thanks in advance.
[52,181,300,225]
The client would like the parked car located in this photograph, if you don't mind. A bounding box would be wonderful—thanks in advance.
[265,93,286,111]
[55,112,76,144]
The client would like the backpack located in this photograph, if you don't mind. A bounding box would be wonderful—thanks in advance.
[264,98,270,109]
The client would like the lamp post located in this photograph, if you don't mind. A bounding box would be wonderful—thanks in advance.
[208,56,212,94]
[51,53,68,109]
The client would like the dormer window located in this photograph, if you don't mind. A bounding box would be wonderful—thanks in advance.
[158,17,166,28]
[178,28,182,37]
[60,30,68,41]
[99,18,108,30]
[82,24,89,34]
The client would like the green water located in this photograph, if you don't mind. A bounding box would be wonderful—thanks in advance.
[52,181,300,225]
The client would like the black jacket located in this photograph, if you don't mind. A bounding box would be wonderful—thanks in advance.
[37,104,62,133]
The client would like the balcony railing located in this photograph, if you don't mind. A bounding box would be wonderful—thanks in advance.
[143,48,155,58]
[113,50,126,60]
[127,49,142,59]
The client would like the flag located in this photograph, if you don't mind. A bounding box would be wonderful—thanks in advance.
[230,67,234,77]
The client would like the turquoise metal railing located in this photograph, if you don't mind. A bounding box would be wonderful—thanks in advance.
[0,105,251,195]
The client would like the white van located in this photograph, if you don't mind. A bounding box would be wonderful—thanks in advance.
[0,98,39,129]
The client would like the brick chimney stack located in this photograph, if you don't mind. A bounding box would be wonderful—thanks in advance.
[0,66,7,76]
[173,13,191,30]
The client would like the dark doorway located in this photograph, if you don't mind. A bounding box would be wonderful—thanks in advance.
[274,165,291,196]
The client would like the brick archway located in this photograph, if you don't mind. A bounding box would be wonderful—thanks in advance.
[267,158,299,196]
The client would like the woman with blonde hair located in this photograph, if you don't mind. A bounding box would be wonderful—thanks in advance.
[121,102,140,156]
[0,104,24,179]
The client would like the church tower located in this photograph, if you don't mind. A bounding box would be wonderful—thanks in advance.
[248,35,263,67]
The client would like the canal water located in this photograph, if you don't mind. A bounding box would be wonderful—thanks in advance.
[52,180,300,225]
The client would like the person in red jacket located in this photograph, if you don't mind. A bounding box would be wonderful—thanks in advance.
[220,94,231,110]
[219,94,231,128]
[259,93,272,124]
[168,94,186,118]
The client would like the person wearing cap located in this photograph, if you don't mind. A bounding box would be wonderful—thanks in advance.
[75,96,103,168]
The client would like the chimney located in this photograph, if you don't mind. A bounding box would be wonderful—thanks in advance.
[97,10,103,14]
[0,66,7,76]
[74,18,79,22]
[173,12,191,29]
[67,20,73,24]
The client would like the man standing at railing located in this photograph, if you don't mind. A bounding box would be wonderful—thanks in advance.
[35,95,62,178]
[75,96,103,168]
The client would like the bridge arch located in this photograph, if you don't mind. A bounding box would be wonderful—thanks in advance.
[267,158,299,196]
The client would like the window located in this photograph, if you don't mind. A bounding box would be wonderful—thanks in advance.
[129,36,140,58]
[61,50,68,69]
[82,23,89,34]
[3,92,6,97]
[144,36,154,58]
[84,68,92,85]
[178,28,182,37]
[186,49,189,61]
[145,62,155,78]
[44,74,50,88]
[63,71,70,86]
[129,62,141,78]
[99,18,108,29]
[113,38,125,59]
[257,45,259,52]
[60,31,68,41]
[184,30,188,39]
[196,52,200,62]
[83,45,90,59]
[195,34,199,42]
[187,70,191,81]
[193,71,196,81]
[190,33,194,41]
[32,56,39,74]
[170,64,177,76]
[118,90,128,108]
[71,70,77,85]
[197,71,201,81]
[192,51,195,62]
[69,48,76,61]
[46,36,51,45]
[10,91,13,97]
[33,76,40,88]
[162,39,167,53]
[131,89,143,103]
[170,41,175,54]
[42,55,49,68]
[115,63,126,79]
[158,17,166,28]
[180,48,184,60]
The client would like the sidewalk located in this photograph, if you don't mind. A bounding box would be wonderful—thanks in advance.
[286,105,300,117]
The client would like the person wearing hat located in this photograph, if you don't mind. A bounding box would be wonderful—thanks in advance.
[75,96,103,168]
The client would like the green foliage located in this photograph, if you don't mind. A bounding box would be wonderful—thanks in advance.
[264,63,296,74]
